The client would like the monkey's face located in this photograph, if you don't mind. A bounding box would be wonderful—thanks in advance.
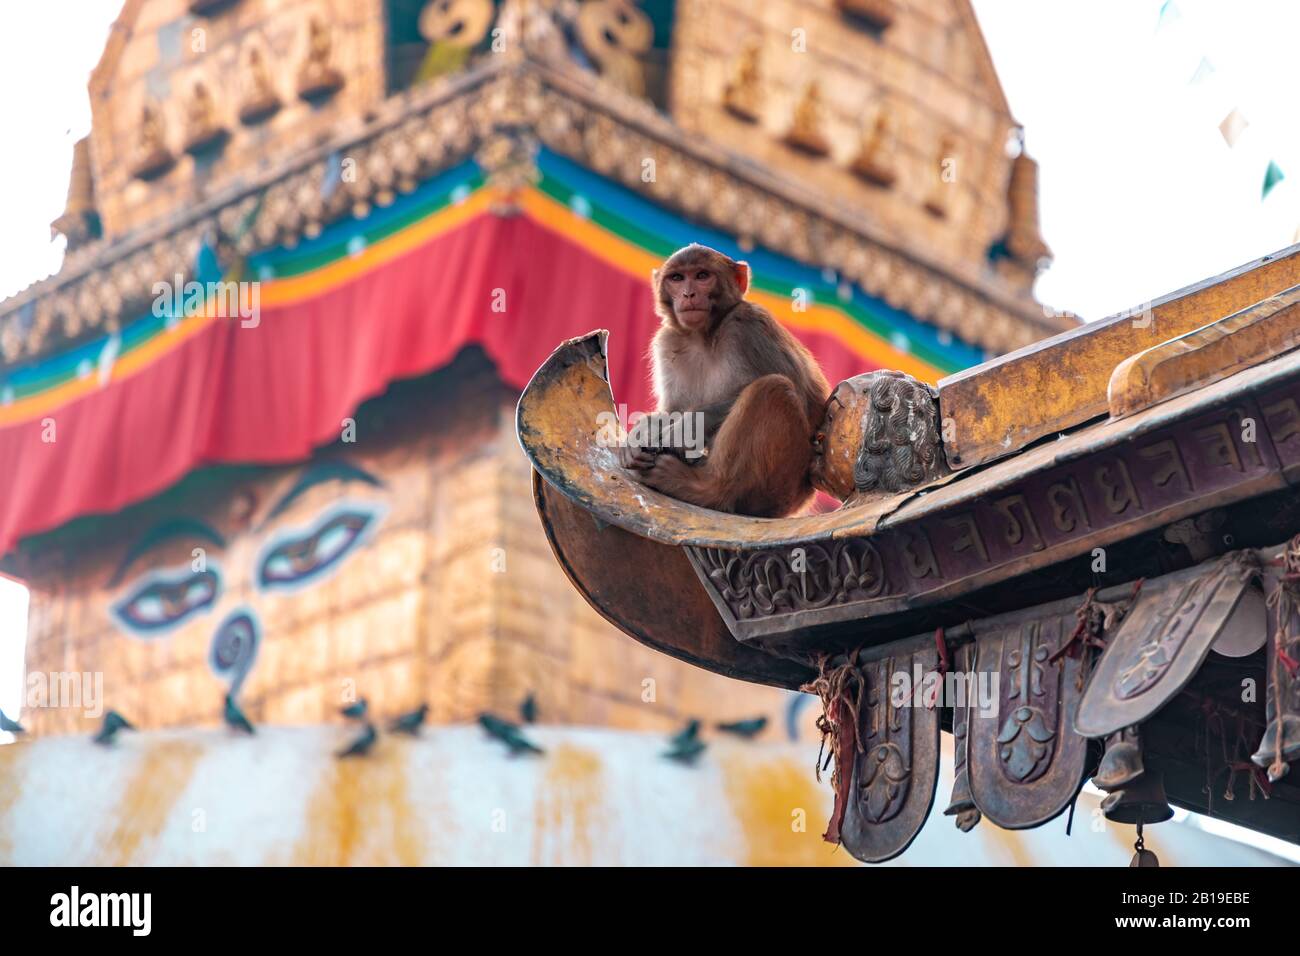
[662,262,722,331]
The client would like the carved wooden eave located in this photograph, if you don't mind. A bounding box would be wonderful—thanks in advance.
[1,55,1065,369]
[519,319,1300,853]
[519,298,1300,660]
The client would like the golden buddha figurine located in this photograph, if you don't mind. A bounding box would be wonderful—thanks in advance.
[297,17,345,100]
[851,109,898,187]
[783,80,831,156]
[238,46,282,124]
[182,80,228,154]
[722,42,763,122]
[131,101,175,180]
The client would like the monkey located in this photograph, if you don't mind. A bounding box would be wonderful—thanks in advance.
[618,243,830,518]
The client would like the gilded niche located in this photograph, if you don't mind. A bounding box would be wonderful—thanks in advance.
[851,107,899,187]
[131,101,176,180]
[783,80,831,156]
[238,44,282,125]
[182,80,228,155]
[297,17,345,100]
[811,370,950,504]
[722,41,763,122]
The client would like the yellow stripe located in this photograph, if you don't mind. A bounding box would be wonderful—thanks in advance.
[258,189,496,307]
[0,308,218,427]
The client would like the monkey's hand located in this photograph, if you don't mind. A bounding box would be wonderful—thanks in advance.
[629,453,693,495]
[618,441,659,471]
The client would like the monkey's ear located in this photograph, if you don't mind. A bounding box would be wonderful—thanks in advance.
[734,260,751,297]
[651,268,660,288]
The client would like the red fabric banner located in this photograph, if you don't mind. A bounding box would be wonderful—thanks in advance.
[0,213,875,558]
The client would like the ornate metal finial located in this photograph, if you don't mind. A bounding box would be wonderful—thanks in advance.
[51,137,100,249]
[811,370,949,503]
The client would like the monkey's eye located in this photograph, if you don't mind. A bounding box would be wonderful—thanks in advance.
[696,270,710,281]
[667,272,684,282]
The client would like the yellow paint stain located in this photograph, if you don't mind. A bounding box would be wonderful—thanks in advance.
[719,752,857,867]
[98,738,204,866]
[0,743,28,863]
[531,745,603,866]
[294,743,424,866]
[986,819,1038,868]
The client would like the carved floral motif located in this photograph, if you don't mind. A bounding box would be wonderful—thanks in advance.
[694,538,886,620]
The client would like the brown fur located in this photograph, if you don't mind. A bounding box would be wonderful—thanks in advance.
[622,244,830,517]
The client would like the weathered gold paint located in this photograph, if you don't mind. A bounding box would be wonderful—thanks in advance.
[99,738,204,866]
[940,244,1300,468]
[0,743,27,862]
[530,744,603,866]
[293,742,425,866]
[1109,284,1300,419]
[719,752,856,866]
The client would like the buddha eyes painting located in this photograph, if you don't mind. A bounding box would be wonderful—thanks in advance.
[105,461,387,695]
[110,564,222,635]
[256,503,383,592]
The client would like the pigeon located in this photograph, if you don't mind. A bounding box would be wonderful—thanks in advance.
[478,713,544,755]
[716,716,768,739]
[224,694,255,735]
[520,693,538,724]
[662,737,708,764]
[388,703,428,736]
[0,708,24,734]
[340,698,368,720]
[93,710,135,746]
[336,722,378,758]
[668,719,700,750]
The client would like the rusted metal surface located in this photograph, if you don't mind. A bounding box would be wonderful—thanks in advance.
[1253,560,1300,780]
[688,349,1300,645]
[966,609,1088,830]
[1109,283,1300,420]
[837,635,941,863]
[1075,552,1261,739]
[943,640,981,832]
[532,470,813,690]
[521,327,1300,652]
[517,330,913,549]
[939,243,1300,469]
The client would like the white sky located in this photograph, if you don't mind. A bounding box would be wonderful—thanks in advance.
[0,0,1298,856]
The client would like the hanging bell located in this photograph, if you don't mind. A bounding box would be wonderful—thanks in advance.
[1101,769,1174,826]
[1130,821,1160,867]
[1092,726,1144,791]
